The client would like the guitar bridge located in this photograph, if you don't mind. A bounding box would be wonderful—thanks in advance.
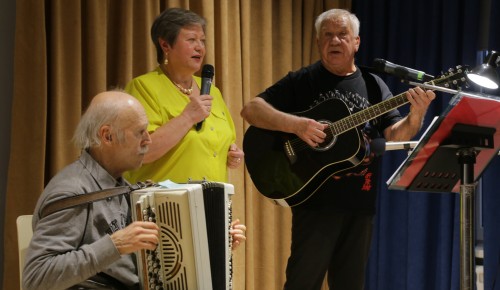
[284,141,297,164]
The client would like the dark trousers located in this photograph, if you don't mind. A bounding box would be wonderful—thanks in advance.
[283,206,374,290]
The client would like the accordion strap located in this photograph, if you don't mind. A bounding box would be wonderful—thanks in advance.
[40,181,155,219]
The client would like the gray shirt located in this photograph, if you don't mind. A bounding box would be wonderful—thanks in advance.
[22,150,139,290]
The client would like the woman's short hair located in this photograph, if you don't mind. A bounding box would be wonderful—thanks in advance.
[151,7,207,64]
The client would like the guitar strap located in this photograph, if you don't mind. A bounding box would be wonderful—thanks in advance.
[359,67,383,112]
[40,180,156,219]
[359,67,391,159]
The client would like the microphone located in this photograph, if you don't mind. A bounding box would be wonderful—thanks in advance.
[196,64,214,131]
[373,58,434,82]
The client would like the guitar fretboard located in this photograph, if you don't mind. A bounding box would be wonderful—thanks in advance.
[328,66,466,135]
[330,91,409,135]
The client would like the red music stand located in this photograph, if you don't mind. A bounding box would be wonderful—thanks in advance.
[387,92,500,290]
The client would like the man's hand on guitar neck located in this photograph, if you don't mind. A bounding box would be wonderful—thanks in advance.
[406,86,435,120]
[294,117,328,148]
[387,87,436,141]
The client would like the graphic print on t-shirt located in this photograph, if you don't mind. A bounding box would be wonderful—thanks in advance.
[312,89,371,113]
[310,88,377,191]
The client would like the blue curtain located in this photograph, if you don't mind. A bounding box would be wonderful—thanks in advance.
[351,1,500,289]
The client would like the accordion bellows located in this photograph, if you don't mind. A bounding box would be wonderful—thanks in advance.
[131,182,234,290]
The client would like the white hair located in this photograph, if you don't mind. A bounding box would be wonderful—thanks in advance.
[315,9,360,38]
[72,91,128,150]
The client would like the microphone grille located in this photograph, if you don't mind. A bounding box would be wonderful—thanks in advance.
[372,58,386,72]
[201,64,214,78]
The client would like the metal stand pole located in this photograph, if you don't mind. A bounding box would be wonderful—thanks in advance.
[458,148,477,290]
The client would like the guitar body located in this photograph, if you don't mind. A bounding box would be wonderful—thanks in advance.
[243,98,368,207]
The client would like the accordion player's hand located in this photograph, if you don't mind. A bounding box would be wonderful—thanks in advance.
[230,219,247,250]
[111,221,160,255]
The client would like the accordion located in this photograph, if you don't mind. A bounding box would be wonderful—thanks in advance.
[131,181,234,290]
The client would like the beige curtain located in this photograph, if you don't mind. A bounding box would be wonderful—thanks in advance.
[5,0,351,289]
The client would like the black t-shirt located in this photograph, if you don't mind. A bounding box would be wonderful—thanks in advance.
[260,61,402,213]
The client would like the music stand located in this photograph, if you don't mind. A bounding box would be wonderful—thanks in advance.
[387,92,500,290]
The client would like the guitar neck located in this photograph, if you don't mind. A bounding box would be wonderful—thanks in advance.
[330,92,409,135]
[329,65,467,135]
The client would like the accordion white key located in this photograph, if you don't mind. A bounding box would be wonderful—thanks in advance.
[131,182,234,290]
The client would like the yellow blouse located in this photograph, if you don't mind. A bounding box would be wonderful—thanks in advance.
[124,67,236,184]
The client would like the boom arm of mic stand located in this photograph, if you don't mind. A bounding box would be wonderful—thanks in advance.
[386,141,418,151]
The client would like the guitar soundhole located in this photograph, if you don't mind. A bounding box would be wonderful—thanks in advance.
[313,120,336,152]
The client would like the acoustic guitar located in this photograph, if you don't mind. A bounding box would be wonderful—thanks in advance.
[243,66,469,207]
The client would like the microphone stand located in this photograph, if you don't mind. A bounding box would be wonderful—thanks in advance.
[400,80,488,290]
[385,141,418,151]
[406,80,460,94]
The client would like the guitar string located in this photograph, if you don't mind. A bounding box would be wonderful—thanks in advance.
[285,68,464,153]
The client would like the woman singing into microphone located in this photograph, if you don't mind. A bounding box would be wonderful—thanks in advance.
[124,7,246,249]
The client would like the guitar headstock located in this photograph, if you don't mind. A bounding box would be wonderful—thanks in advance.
[431,65,470,90]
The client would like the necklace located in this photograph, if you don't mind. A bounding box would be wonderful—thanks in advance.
[160,65,194,95]
[172,81,193,95]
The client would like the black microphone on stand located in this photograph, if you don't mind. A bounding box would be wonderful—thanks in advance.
[196,64,214,131]
[373,58,434,82]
